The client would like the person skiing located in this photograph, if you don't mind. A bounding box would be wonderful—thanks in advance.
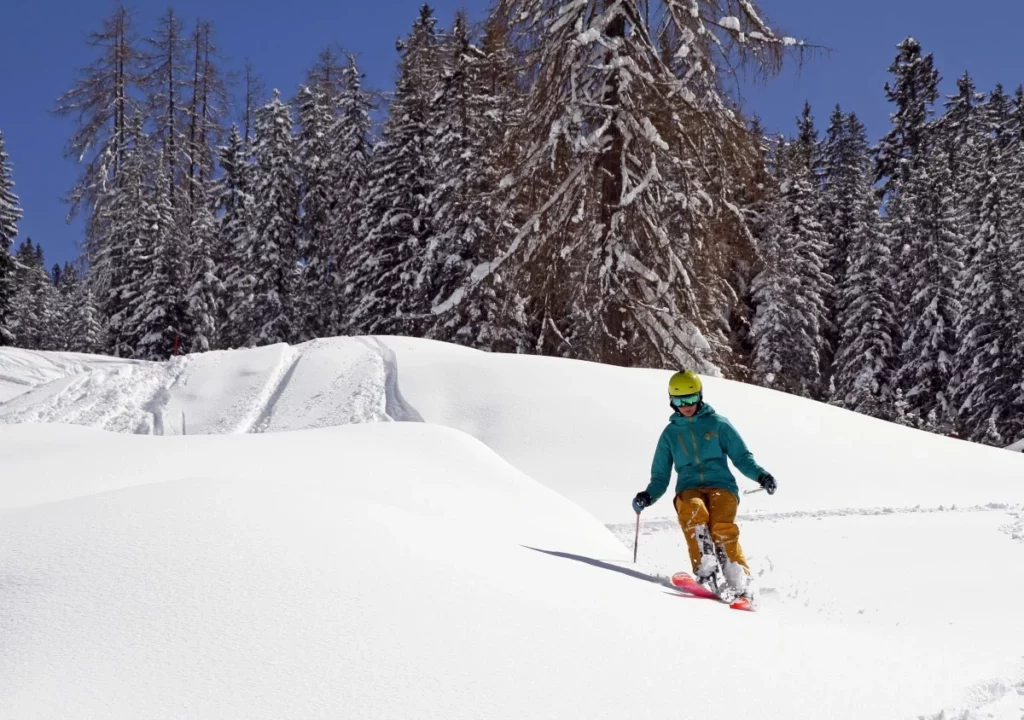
[631,370,777,598]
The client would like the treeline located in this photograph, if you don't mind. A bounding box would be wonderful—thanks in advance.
[754,38,1024,444]
[0,5,1019,444]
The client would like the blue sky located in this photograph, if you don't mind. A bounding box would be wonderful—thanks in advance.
[2,0,1023,268]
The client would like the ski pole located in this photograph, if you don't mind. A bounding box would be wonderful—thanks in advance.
[743,487,765,496]
[633,511,641,563]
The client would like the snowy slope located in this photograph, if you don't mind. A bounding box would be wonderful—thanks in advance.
[0,347,137,402]
[1,338,1024,719]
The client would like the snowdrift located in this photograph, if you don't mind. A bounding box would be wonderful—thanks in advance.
[1,338,1023,719]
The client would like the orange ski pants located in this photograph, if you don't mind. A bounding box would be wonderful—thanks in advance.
[673,489,750,574]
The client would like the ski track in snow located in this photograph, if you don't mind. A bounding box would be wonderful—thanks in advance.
[237,345,301,434]
[918,667,1024,720]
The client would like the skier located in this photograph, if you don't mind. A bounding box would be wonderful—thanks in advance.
[631,370,777,598]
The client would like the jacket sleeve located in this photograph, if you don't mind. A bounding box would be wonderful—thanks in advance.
[719,419,767,482]
[646,430,673,503]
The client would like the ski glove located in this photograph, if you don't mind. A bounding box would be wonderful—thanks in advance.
[758,473,777,495]
[632,491,653,514]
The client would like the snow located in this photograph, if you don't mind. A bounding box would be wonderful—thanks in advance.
[1,337,1024,719]
[719,16,742,32]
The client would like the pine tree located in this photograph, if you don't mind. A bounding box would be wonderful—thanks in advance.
[935,73,984,245]
[10,241,59,350]
[820,109,872,378]
[248,91,300,347]
[331,54,375,335]
[442,0,791,370]
[216,126,256,348]
[953,135,1021,442]
[751,122,832,397]
[424,13,497,343]
[295,84,338,340]
[0,130,21,346]
[892,143,963,423]
[426,13,524,350]
[874,38,940,198]
[348,5,442,336]
[98,115,151,357]
[873,38,940,347]
[830,183,898,416]
[130,159,186,360]
[185,178,221,353]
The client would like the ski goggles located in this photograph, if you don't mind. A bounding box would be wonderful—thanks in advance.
[670,393,701,407]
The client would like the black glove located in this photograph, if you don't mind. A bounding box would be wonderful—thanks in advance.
[632,491,652,514]
[758,473,777,495]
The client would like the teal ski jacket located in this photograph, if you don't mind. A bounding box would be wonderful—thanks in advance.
[645,403,767,503]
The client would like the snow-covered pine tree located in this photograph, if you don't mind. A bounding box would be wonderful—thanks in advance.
[215,126,256,349]
[874,38,940,198]
[934,73,984,247]
[185,176,221,353]
[0,129,21,346]
[427,13,526,351]
[953,125,1022,443]
[436,0,792,370]
[751,107,831,397]
[130,158,188,361]
[10,241,60,350]
[247,91,300,347]
[892,142,963,426]
[348,4,443,336]
[97,114,151,357]
[820,107,869,376]
[330,54,375,336]
[296,84,338,340]
[830,178,898,417]
[423,12,510,347]
[873,37,940,341]
[748,136,790,390]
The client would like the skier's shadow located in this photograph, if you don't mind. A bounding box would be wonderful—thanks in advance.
[523,546,681,594]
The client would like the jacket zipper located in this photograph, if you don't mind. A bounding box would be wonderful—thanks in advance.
[688,417,705,486]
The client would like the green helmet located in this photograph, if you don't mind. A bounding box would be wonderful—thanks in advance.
[668,370,702,397]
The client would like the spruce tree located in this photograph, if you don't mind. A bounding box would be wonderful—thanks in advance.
[185,178,221,353]
[11,241,59,350]
[0,130,21,346]
[248,91,300,347]
[331,54,375,336]
[892,143,963,426]
[751,121,831,398]
[131,160,186,360]
[427,13,524,350]
[874,37,940,346]
[831,183,898,416]
[296,84,337,340]
[98,115,151,357]
[216,126,256,349]
[348,5,442,336]
[953,136,1021,442]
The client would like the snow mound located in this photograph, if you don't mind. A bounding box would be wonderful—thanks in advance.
[0,347,137,402]
[0,338,398,434]
[3,421,1018,720]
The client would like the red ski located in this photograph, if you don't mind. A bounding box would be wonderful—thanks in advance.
[671,572,755,612]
